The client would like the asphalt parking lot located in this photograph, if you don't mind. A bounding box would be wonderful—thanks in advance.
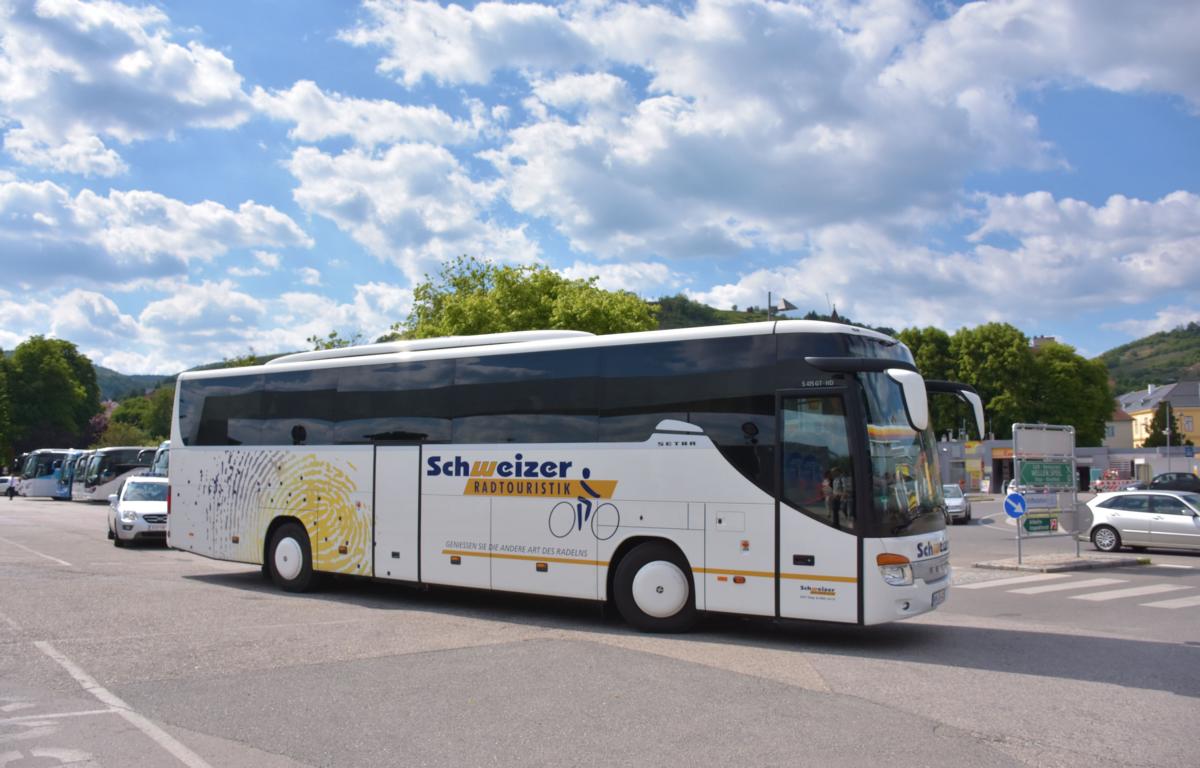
[2,496,1197,767]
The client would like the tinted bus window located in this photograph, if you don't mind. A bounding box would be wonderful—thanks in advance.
[337,360,454,444]
[453,350,598,443]
[183,375,265,446]
[600,336,775,437]
[263,369,338,445]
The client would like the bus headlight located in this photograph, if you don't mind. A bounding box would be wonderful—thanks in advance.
[876,553,913,586]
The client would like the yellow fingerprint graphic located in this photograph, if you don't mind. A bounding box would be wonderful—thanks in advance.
[262,454,371,575]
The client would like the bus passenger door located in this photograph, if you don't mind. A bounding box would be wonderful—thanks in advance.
[777,392,860,623]
[373,446,420,582]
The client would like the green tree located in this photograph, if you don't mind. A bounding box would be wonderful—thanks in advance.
[898,327,964,437]
[307,330,364,350]
[93,419,152,448]
[949,323,1034,439]
[386,255,657,339]
[222,349,261,368]
[0,349,11,466]
[1027,340,1113,446]
[1142,402,1194,447]
[6,336,101,451]
[110,385,174,440]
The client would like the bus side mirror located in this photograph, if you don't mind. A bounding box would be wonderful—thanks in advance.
[886,369,929,432]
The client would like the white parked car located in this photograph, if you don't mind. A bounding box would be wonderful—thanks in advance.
[107,476,169,547]
[1084,490,1200,553]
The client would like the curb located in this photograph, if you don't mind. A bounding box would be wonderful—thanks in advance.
[972,556,1152,573]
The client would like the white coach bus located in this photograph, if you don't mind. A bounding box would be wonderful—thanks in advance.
[168,322,983,632]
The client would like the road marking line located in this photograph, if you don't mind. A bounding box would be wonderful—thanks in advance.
[1070,584,1192,602]
[0,536,71,567]
[1008,577,1126,594]
[33,641,214,768]
[1151,564,1194,569]
[0,708,116,725]
[1140,594,1200,609]
[956,573,1071,590]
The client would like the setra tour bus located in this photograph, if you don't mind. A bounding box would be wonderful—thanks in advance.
[74,446,154,502]
[167,322,983,631]
[18,448,76,500]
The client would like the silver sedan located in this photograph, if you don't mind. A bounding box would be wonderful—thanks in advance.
[1084,490,1200,553]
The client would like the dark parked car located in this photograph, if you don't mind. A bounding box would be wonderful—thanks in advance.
[1125,472,1200,493]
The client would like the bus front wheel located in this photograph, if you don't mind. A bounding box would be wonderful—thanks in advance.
[613,542,697,633]
[268,522,314,592]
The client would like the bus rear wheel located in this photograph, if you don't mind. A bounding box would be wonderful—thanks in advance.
[268,522,314,592]
[613,542,697,633]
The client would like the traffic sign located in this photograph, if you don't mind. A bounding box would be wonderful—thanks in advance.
[1023,515,1058,533]
[1018,461,1074,488]
[1004,493,1027,519]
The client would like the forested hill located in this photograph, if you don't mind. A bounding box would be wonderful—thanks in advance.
[1098,323,1200,395]
[95,366,168,401]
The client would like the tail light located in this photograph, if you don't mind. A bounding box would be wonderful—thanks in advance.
[166,484,171,516]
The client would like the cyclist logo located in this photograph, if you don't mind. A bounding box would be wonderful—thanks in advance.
[548,467,619,540]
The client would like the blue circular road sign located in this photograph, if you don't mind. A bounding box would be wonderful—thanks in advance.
[1004,493,1027,519]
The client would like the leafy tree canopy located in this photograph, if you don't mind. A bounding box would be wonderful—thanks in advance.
[384,255,657,340]
[93,419,153,449]
[308,330,364,350]
[6,336,100,452]
[112,386,173,440]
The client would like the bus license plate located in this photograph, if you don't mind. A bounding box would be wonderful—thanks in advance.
[932,588,947,608]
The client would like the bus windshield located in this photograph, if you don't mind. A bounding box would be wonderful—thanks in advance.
[860,371,944,537]
[85,449,145,485]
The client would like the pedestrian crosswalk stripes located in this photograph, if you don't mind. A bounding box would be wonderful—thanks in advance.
[1141,594,1200,609]
[954,572,1200,609]
[1070,584,1192,602]
[956,573,1070,590]
[1008,577,1126,595]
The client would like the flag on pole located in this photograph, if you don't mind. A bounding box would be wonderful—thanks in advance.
[775,297,797,312]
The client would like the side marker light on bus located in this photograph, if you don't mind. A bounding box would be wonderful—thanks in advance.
[732,575,746,584]
[876,553,914,587]
[450,555,461,565]
[536,562,548,573]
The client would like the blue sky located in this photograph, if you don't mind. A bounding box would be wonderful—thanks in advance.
[1,0,1197,374]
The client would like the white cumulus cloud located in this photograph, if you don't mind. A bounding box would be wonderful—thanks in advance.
[285,144,537,283]
[0,179,313,286]
[0,0,252,176]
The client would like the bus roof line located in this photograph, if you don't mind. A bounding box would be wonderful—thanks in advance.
[264,330,596,367]
[184,321,900,379]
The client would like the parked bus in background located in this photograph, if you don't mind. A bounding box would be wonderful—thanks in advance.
[61,450,91,499]
[148,440,170,477]
[70,450,95,501]
[74,446,155,502]
[169,322,984,632]
[18,449,75,500]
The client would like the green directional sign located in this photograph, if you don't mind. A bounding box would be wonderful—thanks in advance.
[1018,461,1073,488]
[1023,515,1059,533]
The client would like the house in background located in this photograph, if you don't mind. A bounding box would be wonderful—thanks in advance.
[1102,407,1134,450]
[1117,381,1200,448]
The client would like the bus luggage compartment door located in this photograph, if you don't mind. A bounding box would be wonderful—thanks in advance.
[373,446,420,581]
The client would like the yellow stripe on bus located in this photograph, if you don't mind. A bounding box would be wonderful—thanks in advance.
[441,549,608,567]
[440,551,858,583]
[693,567,858,584]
